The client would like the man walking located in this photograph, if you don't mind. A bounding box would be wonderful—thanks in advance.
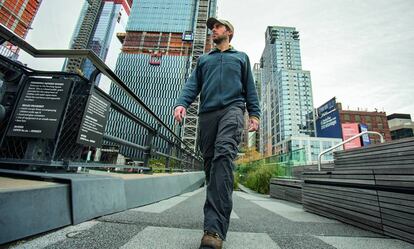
[174,17,260,249]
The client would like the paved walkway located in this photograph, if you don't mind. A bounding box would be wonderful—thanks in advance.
[7,188,414,249]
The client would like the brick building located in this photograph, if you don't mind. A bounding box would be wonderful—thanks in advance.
[337,103,392,144]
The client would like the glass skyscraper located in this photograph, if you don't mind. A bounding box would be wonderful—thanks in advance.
[66,0,132,90]
[106,0,217,160]
[82,0,132,91]
[260,26,315,156]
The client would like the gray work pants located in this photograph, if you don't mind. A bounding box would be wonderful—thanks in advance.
[198,104,244,240]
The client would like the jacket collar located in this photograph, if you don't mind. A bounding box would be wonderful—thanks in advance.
[208,45,237,54]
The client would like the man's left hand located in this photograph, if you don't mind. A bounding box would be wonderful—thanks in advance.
[248,117,259,132]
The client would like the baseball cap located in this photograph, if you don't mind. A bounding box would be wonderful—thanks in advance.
[206,17,234,33]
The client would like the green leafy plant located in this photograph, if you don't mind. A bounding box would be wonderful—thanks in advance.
[233,172,240,190]
[236,162,278,194]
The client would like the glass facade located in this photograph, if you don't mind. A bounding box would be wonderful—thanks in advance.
[260,26,315,156]
[107,54,189,158]
[127,0,196,33]
[82,1,129,81]
[64,0,131,84]
[280,136,342,164]
[68,2,89,49]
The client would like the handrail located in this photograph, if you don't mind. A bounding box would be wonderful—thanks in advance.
[317,131,384,171]
[0,24,198,158]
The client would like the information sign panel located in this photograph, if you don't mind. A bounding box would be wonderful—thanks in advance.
[7,78,72,139]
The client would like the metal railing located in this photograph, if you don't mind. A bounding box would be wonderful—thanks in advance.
[0,24,202,171]
[317,131,385,171]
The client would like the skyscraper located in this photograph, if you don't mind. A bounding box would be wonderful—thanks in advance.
[65,0,132,90]
[65,0,104,73]
[260,26,315,156]
[251,62,262,152]
[0,0,42,59]
[82,0,132,91]
[105,0,216,159]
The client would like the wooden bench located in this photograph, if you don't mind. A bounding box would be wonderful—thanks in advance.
[269,178,302,204]
[302,137,414,243]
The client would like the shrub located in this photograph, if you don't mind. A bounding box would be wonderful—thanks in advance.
[237,162,278,194]
[149,158,166,173]
[233,172,240,190]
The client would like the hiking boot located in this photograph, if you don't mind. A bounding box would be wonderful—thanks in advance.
[199,231,223,249]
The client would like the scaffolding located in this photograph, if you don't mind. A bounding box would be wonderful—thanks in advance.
[181,0,211,151]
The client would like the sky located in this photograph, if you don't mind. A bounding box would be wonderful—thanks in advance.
[19,0,414,118]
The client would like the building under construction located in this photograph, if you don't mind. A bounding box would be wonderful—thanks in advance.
[0,0,42,59]
[105,0,217,159]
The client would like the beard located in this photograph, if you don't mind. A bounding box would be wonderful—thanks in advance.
[213,34,228,44]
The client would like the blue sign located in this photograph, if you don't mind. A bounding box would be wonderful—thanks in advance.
[359,123,371,146]
[317,97,336,117]
[182,32,193,41]
[316,110,343,138]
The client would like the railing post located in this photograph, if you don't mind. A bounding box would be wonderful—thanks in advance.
[178,148,183,169]
[191,154,195,171]
[317,131,385,171]
[143,130,155,168]
[165,142,172,170]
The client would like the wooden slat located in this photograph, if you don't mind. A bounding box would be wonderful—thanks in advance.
[335,152,414,164]
[335,165,414,171]
[303,195,381,220]
[304,170,373,175]
[303,198,382,229]
[375,168,414,175]
[304,183,378,196]
[303,188,379,206]
[381,207,414,221]
[375,181,414,188]
[335,157,414,167]
[304,177,376,186]
[335,145,414,159]
[376,175,414,181]
[379,196,414,208]
[383,225,414,244]
[382,220,414,234]
[382,213,414,228]
[378,191,414,201]
[380,202,414,214]
[270,184,302,204]
[334,138,414,158]
[303,192,380,215]
[304,204,384,235]
[270,178,302,188]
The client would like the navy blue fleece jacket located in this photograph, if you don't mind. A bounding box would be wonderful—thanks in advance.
[174,47,261,119]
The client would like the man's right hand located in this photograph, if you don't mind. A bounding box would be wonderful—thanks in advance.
[174,106,186,123]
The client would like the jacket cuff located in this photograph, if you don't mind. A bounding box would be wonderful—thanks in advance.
[173,104,187,110]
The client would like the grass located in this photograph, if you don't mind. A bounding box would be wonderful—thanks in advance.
[236,162,278,194]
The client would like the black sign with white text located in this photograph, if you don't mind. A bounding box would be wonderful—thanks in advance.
[76,92,110,147]
[7,78,72,139]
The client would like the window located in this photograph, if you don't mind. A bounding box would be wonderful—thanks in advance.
[344,114,350,121]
